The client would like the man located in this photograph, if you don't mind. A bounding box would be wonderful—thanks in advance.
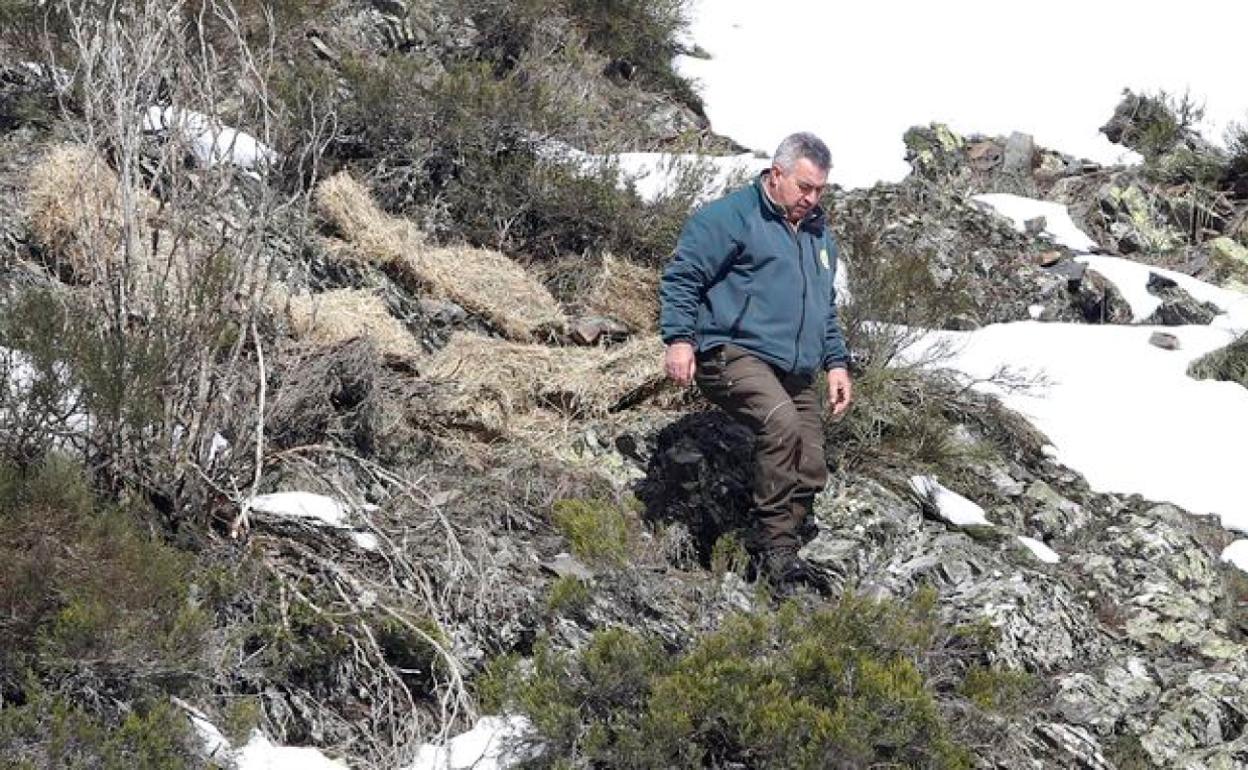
[659,132,852,592]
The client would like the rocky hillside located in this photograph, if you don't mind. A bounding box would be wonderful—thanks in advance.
[1,3,1247,769]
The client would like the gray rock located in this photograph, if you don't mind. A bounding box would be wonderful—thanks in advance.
[568,315,630,345]
[1149,331,1181,350]
[1023,480,1089,539]
[1044,259,1086,283]
[968,140,1004,172]
[1139,668,1248,768]
[419,298,468,325]
[540,554,595,582]
[1004,132,1037,176]
[1034,722,1112,770]
[1142,272,1220,325]
[1070,269,1134,324]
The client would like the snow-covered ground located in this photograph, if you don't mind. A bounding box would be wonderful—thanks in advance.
[675,0,1247,189]
[189,711,534,770]
[926,195,1248,573]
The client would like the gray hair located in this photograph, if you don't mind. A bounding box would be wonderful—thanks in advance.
[773,132,832,173]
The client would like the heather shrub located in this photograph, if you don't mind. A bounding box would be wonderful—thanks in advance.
[1188,332,1248,390]
[481,591,987,769]
[0,691,197,770]
[551,497,640,566]
[0,456,208,767]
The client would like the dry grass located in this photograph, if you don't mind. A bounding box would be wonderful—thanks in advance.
[314,172,566,341]
[585,254,659,333]
[26,144,156,282]
[314,172,421,266]
[421,333,672,435]
[277,287,424,363]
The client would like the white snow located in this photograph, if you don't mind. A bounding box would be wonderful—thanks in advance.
[189,713,534,770]
[189,715,233,762]
[900,196,1248,556]
[405,715,537,770]
[142,106,277,170]
[187,715,346,770]
[1076,255,1248,323]
[1018,536,1061,564]
[249,491,350,527]
[908,476,992,528]
[1222,541,1248,572]
[246,492,381,552]
[234,731,350,770]
[972,194,1098,253]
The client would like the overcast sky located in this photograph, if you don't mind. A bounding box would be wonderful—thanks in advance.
[676,0,1245,189]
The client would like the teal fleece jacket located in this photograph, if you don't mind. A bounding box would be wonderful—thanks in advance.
[659,175,849,376]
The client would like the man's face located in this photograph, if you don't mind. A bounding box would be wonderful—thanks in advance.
[769,157,829,223]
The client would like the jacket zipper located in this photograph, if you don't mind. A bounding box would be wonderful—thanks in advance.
[792,226,808,371]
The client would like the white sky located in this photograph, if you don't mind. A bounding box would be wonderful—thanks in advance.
[676,0,1245,189]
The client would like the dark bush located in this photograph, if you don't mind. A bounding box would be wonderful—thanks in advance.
[0,691,198,770]
[332,53,708,263]
[0,456,208,766]
[564,0,699,108]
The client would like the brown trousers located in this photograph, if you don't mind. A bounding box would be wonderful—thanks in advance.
[695,344,828,551]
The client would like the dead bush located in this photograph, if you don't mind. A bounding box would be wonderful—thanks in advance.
[265,337,384,454]
[316,172,566,340]
[421,333,670,436]
[585,254,660,332]
[278,286,424,363]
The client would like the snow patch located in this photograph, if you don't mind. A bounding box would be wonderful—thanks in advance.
[1017,536,1061,564]
[249,492,349,527]
[247,492,378,551]
[972,193,1098,252]
[405,715,538,770]
[142,106,277,170]
[906,317,1248,535]
[908,476,991,527]
[235,731,349,770]
[189,715,232,762]
[1077,255,1248,325]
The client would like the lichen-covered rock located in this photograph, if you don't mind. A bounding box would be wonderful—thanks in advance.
[1099,182,1186,255]
[1138,668,1248,769]
[1142,271,1221,325]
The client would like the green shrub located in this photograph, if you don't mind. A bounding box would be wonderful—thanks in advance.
[824,217,1009,483]
[563,0,698,108]
[333,52,707,263]
[709,532,749,577]
[958,666,1037,714]
[0,457,209,696]
[545,576,593,617]
[0,690,197,770]
[550,497,638,566]
[488,591,991,769]
[1188,332,1248,390]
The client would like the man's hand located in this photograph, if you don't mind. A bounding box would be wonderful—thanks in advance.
[826,367,853,418]
[664,341,697,386]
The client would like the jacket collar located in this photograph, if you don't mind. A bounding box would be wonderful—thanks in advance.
[755,171,827,233]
